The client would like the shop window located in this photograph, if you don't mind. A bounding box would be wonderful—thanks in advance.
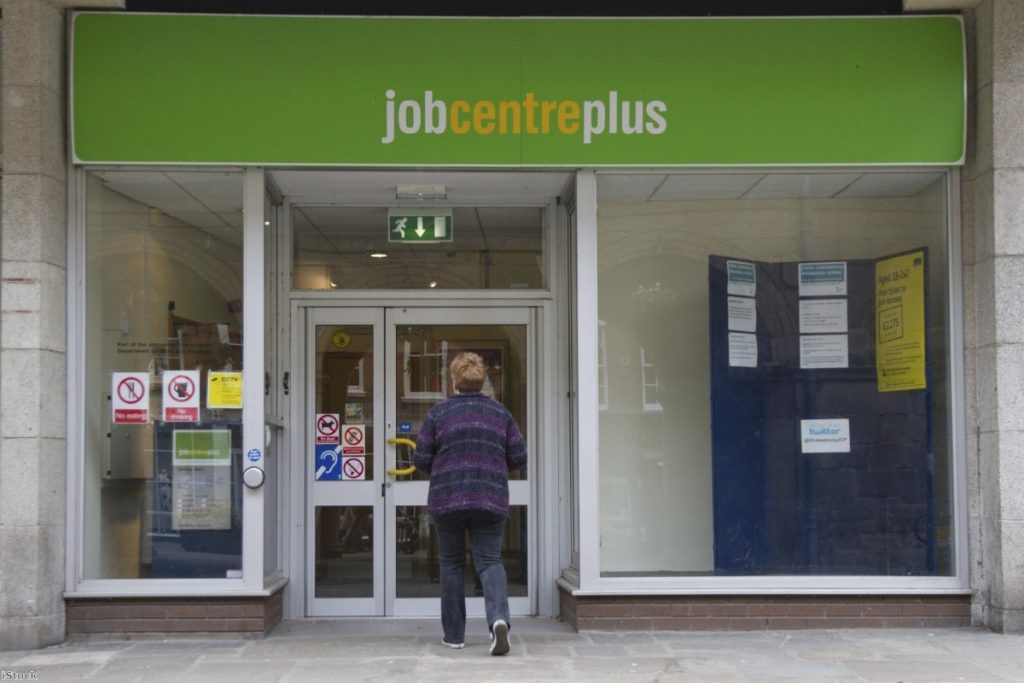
[82,170,245,580]
[292,206,545,290]
[596,171,953,578]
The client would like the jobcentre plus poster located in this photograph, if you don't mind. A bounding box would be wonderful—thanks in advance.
[875,250,927,392]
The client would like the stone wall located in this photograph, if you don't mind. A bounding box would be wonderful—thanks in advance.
[0,0,68,650]
[964,0,1024,633]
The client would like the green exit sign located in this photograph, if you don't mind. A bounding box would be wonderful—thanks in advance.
[387,210,454,243]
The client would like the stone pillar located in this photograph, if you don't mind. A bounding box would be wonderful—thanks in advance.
[0,0,68,649]
[965,0,1024,634]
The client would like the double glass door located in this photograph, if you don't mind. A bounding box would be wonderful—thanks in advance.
[306,307,532,617]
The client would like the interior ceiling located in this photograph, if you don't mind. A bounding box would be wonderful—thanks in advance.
[95,169,943,244]
[596,172,944,203]
[123,1,905,16]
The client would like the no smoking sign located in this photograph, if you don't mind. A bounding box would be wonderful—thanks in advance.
[342,457,366,480]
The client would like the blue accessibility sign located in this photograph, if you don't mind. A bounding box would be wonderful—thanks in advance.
[398,421,413,433]
[315,444,343,480]
[247,448,261,462]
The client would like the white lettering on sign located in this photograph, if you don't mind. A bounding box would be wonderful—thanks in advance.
[381,89,668,145]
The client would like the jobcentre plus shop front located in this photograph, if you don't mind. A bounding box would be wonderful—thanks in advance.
[65,13,969,635]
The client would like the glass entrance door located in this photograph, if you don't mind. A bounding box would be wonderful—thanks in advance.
[306,307,532,617]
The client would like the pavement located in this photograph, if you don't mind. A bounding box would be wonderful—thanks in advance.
[2,619,1024,682]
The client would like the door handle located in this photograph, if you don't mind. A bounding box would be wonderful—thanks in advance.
[386,437,417,476]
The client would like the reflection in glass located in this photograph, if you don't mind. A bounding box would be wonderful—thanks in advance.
[395,506,528,598]
[596,171,953,577]
[315,325,374,474]
[395,324,528,481]
[83,170,244,579]
[316,506,373,598]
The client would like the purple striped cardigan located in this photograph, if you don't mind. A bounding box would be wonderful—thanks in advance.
[412,392,527,518]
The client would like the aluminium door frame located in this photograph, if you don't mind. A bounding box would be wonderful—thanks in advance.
[288,298,554,619]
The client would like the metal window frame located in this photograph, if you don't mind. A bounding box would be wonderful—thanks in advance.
[66,166,273,597]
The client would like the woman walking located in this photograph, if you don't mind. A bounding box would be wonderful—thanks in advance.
[413,352,527,655]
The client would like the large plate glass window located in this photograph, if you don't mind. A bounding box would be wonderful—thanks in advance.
[596,171,953,577]
[82,170,244,579]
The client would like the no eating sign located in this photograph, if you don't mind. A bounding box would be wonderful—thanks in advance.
[112,372,150,424]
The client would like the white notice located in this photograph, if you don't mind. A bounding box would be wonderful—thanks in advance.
[727,296,757,333]
[800,334,849,369]
[799,299,848,334]
[726,260,756,297]
[798,262,847,297]
[801,418,851,453]
[728,332,758,368]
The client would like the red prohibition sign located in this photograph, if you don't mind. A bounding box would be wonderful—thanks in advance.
[344,427,363,445]
[117,377,145,404]
[168,375,196,403]
[317,415,339,435]
[343,458,364,479]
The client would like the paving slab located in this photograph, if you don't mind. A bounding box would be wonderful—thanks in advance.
[1,622,1023,682]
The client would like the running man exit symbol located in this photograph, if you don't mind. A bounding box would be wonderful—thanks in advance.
[387,209,453,243]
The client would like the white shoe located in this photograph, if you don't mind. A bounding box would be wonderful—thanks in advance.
[442,639,464,649]
[489,619,510,656]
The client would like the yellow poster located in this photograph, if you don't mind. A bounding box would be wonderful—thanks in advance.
[207,371,243,409]
[875,250,927,392]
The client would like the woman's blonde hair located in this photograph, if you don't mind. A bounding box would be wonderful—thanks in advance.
[450,352,486,392]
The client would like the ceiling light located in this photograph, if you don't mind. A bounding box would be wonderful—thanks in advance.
[370,252,388,259]
[264,220,271,227]
[396,185,446,200]
[428,281,438,288]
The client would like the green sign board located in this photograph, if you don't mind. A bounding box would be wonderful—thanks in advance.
[172,429,232,466]
[388,213,453,243]
[71,14,965,166]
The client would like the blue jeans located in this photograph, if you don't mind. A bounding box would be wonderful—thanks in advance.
[432,510,510,644]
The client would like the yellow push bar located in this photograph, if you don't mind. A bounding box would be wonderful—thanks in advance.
[386,437,417,476]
